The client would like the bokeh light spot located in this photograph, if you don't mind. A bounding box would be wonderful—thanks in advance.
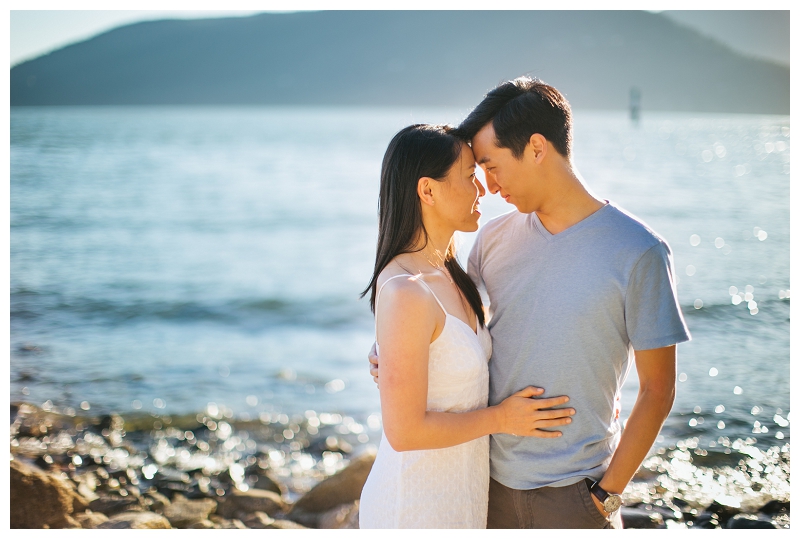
[325,379,346,393]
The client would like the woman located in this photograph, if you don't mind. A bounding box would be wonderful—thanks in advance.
[358,124,575,528]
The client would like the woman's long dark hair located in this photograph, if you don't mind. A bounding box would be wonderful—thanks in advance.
[360,124,485,328]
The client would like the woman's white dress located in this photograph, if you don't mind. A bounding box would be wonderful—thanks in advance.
[359,274,492,529]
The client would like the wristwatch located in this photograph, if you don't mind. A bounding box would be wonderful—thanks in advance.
[585,478,623,513]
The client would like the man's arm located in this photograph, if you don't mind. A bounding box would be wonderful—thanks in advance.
[591,344,677,515]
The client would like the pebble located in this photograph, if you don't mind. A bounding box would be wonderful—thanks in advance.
[9,401,790,529]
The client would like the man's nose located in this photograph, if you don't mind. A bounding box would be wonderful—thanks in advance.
[486,171,500,194]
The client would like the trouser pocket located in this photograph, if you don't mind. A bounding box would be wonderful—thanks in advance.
[577,479,611,528]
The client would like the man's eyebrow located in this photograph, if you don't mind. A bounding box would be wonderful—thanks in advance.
[478,156,491,165]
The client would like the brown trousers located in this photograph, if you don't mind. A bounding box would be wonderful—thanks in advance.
[487,477,624,529]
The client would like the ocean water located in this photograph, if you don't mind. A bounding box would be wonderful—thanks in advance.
[10,106,790,452]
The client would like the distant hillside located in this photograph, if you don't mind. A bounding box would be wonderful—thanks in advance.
[10,10,789,113]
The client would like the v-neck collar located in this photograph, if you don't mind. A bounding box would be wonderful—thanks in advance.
[530,200,611,243]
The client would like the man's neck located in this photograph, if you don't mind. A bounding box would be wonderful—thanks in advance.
[534,166,605,235]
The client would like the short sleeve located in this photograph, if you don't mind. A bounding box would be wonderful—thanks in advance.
[625,241,691,350]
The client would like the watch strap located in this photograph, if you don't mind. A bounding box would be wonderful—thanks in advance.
[585,478,608,502]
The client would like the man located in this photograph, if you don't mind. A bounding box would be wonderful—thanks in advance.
[369,76,690,529]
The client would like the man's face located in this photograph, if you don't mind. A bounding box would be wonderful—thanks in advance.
[471,123,538,213]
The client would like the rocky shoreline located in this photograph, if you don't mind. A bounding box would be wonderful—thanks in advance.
[10,402,790,529]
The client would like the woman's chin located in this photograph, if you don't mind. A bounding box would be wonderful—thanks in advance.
[460,219,481,233]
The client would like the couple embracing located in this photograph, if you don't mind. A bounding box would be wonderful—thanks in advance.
[358,77,691,529]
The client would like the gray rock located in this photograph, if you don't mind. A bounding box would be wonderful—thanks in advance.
[290,448,376,516]
[88,492,146,516]
[318,501,360,529]
[186,519,216,529]
[77,481,99,503]
[10,458,80,529]
[758,500,789,515]
[162,494,217,527]
[209,515,248,529]
[253,471,286,496]
[704,500,742,526]
[73,510,109,529]
[692,514,720,528]
[218,488,286,518]
[241,511,275,529]
[621,506,665,529]
[632,503,682,522]
[726,514,777,529]
[95,511,172,529]
[143,490,171,512]
[269,519,309,529]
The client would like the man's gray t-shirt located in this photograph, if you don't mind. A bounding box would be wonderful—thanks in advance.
[467,201,691,490]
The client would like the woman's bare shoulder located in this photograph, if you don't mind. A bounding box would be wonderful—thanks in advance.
[377,263,438,314]
[377,268,426,303]
[375,266,439,345]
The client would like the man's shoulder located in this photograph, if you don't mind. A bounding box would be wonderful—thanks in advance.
[602,202,669,253]
[476,209,525,240]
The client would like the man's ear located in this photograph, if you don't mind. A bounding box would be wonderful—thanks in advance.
[417,177,436,206]
[528,134,547,163]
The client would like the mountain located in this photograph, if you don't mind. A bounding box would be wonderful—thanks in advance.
[10,10,789,114]
[659,10,789,67]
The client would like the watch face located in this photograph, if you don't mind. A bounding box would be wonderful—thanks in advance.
[603,495,622,513]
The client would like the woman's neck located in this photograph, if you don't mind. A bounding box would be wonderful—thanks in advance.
[410,228,452,261]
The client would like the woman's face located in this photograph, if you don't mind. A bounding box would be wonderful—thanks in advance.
[437,142,486,233]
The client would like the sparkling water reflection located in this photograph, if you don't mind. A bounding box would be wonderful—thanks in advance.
[10,107,789,454]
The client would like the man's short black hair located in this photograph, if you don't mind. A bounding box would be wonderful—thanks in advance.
[456,76,572,159]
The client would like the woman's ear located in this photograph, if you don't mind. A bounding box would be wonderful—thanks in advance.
[417,176,436,206]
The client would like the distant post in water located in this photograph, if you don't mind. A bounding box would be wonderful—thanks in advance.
[630,86,641,123]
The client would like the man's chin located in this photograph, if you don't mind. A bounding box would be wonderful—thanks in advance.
[509,201,531,213]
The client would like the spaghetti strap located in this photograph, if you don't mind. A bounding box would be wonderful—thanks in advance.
[411,278,448,315]
[374,274,447,342]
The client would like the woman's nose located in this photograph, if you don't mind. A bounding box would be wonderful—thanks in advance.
[476,179,486,198]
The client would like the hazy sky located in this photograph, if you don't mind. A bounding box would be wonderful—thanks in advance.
[10,9,791,67]
[10,10,266,65]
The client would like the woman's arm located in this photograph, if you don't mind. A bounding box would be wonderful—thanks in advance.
[376,279,574,452]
